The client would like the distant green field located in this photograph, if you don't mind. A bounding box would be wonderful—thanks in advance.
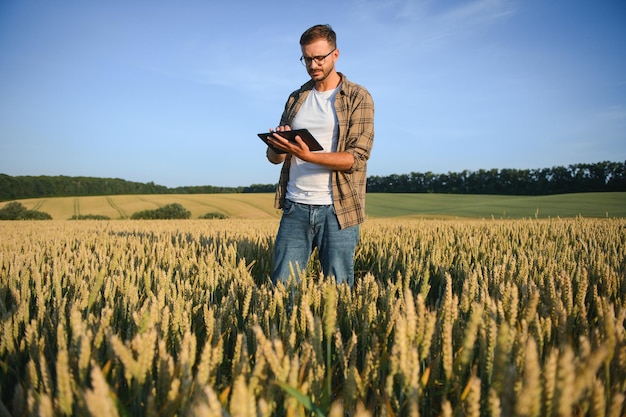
[7,192,626,220]
[365,192,626,219]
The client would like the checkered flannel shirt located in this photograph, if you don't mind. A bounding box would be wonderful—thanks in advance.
[273,73,375,229]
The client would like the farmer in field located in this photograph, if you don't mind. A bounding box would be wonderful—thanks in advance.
[265,24,375,287]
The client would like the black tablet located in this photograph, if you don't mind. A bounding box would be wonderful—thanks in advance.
[258,129,323,154]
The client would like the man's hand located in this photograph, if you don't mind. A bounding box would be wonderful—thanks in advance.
[265,125,293,164]
[266,125,355,171]
[267,129,312,160]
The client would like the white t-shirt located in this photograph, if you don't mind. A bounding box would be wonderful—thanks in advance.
[286,86,340,205]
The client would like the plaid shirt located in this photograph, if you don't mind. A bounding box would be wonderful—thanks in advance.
[273,73,375,229]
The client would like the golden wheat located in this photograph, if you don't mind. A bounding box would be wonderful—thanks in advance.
[0,217,624,416]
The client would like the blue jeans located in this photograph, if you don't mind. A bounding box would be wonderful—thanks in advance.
[272,199,359,286]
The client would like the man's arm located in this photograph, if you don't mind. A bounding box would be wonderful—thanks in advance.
[295,147,354,171]
[265,132,354,171]
[266,146,287,165]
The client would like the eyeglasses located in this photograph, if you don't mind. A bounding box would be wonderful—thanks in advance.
[299,48,336,66]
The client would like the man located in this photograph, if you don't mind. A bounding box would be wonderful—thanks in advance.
[265,24,374,287]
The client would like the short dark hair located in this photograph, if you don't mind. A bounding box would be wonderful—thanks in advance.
[300,24,337,49]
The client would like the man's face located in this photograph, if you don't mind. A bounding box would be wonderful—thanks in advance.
[301,39,338,83]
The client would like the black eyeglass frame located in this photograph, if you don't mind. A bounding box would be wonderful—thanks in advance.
[299,48,336,66]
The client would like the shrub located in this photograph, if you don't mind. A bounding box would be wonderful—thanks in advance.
[0,201,52,220]
[131,203,191,220]
[0,202,26,219]
[200,211,229,219]
[21,210,52,220]
[69,214,111,220]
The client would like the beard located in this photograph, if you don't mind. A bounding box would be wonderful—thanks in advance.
[308,65,333,82]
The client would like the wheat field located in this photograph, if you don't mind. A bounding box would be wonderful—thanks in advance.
[0,218,624,416]
[12,192,626,220]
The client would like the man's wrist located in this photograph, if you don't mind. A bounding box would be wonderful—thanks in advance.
[267,147,285,164]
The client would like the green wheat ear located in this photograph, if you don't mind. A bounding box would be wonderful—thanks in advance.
[323,285,337,341]
[323,284,337,409]
[276,381,326,417]
[87,268,106,314]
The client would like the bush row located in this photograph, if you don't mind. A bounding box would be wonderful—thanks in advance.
[0,202,51,220]
[0,202,228,220]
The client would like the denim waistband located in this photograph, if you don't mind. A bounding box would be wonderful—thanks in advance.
[287,199,333,208]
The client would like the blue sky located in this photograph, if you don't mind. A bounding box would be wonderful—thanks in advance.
[1,0,625,188]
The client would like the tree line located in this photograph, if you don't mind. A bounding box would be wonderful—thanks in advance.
[0,174,275,201]
[1,161,624,201]
[366,161,626,194]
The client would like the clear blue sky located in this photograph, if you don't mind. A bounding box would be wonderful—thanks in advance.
[1,0,625,187]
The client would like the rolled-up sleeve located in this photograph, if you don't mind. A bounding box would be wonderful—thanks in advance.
[337,84,374,172]
[343,88,374,173]
[332,77,375,228]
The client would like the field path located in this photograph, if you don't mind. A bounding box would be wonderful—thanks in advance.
[138,196,162,208]
[31,200,45,211]
[175,195,229,215]
[106,197,128,219]
[217,194,279,217]
[73,198,80,217]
